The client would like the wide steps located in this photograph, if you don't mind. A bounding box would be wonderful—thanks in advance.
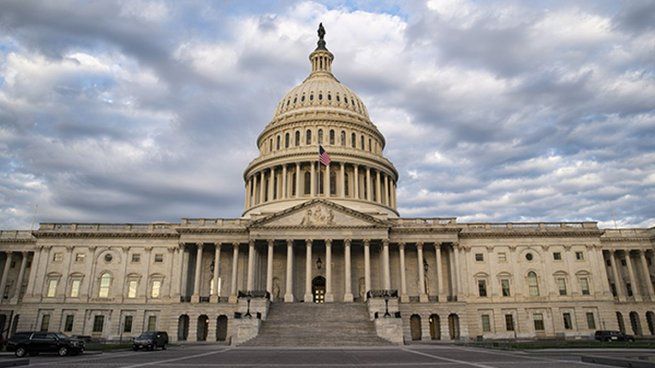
[243,302,392,347]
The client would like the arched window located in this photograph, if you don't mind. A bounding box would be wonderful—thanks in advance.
[368,138,372,152]
[360,135,365,149]
[527,272,539,296]
[269,138,273,153]
[329,130,335,145]
[340,131,346,146]
[295,131,300,146]
[318,129,323,144]
[276,135,280,150]
[285,133,289,148]
[99,273,111,298]
[306,130,312,145]
[351,133,356,148]
[304,172,311,195]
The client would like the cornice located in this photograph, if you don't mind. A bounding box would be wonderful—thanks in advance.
[34,232,180,239]
[459,230,604,238]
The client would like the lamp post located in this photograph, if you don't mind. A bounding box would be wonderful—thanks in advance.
[384,294,391,318]
[244,296,252,318]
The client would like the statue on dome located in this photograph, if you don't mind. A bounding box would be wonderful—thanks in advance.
[316,23,327,50]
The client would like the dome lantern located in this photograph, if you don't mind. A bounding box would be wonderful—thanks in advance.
[309,23,334,78]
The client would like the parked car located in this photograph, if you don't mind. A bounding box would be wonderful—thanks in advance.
[132,331,168,351]
[594,330,635,342]
[6,331,85,357]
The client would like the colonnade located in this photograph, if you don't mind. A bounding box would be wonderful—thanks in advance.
[244,161,397,209]
[181,241,459,304]
[0,251,32,303]
[606,249,655,302]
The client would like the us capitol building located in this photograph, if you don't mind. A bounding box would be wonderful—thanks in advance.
[0,25,653,345]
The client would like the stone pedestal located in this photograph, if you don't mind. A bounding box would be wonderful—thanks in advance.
[374,318,403,345]
[419,294,428,303]
[343,293,354,302]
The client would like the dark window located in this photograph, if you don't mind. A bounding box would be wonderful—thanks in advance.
[124,315,133,333]
[285,133,290,148]
[340,131,345,146]
[40,315,50,332]
[306,130,312,145]
[295,131,300,146]
[276,135,280,150]
[505,314,514,331]
[533,314,544,331]
[553,252,562,260]
[501,279,511,297]
[93,315,104,333]
[329,129,335,145]
[525,253,533,261]
[475,253,484,262]
[304,172,311,195]
[351,133,356,148]
[626,283,633,296]
[563,313,572,330]
[586,312,596,329]
[478,279,487,297]
[318,129,323,144]
[64,315,74,332]
[154,254,164,263]
[575,251,584,260]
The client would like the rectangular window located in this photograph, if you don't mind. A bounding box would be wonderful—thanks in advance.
[626,283,633,297]
[52,253,63,262]
[75,253,85,262]
[151,280,162,298]
[128,280,138,298]
[481,314,491,332]
[147,315,157,331]
[70,279,81,298]
[505,314,515,331]
[586,312,596,329]
[131,254,141,263]
[64,315,74,332]
[478,279,487,297]
[621,259,627,266]
[606,259,612,267]
[575,251,584,260]
[557,278,567,296]
[46,279,58,298]
[611,283,617,297]
[92,315,104,333]
[124,316,133,333]
[501,279,511,297]
[580,278,590,295]
[553,252,562,260]
[563,312,573,330]
[533,313,544,331]
[154,254,164,263]
[40,315,50,332]
[498,253,507,262]
[475,253,484,262]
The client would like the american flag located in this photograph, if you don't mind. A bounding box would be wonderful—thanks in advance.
[319,145,331,166]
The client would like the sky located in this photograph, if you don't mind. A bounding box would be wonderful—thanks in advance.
[0,0,654,229]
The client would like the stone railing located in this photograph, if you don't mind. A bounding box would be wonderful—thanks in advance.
[462,222,597,230]
[0,230,35,242]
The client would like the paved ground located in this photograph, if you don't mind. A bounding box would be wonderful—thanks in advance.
[2,344,652,367]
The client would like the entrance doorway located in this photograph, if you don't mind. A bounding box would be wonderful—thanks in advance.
[410,314,422,341]
[312,276,326,303]
[429,314,440,340]
[216,315,228,341]
[197,315,208,341]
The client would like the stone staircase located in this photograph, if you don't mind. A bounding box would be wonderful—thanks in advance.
[242,302,392,346]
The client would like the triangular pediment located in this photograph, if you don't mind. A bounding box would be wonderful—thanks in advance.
[249,199,388,229]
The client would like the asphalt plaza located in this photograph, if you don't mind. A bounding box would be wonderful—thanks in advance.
[3,343,650,367]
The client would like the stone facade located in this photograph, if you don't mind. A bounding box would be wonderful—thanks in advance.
[0,26,653,344]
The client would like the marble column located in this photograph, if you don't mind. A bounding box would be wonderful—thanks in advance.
[354,165,359,199]
[610,250,625,301]
[246,240,255,291]
[399,243,408,302]
[304,239,313,302]
[453,245,461,300]
[259,171,265,204]
[325,164,330,197]
[417,243,428,302]
[284,240,294,302]
[244,178,250,208]
[295,163,301,198]
[344,239,353,302]
[266,240,274,301]
[435,243,445,302]
[310,162,316,196]
[192,244,203,303]
[625,251,641,301]
[364,240,371,299]
[282,165,287,199]
[384,174,389,206]
[210,244,221,302]
[11,252,28,302]
[325,239,333,302]
[0,252,13,302]
[268,168,275,200]
[340,163,346,198]
[382,240,391,290]
[375,170,381,203]
[366,168,372,201]
[641,251,655,300]
[229,243,239,303]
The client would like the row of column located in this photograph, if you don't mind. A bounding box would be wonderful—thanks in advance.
[606,249,655,302]
[183,241,459,303]
[0,251,31,303]
[244,162,397,209]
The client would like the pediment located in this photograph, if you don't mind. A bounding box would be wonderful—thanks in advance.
[249,199,388,229]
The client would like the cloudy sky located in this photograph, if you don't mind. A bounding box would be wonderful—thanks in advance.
[1,0,654,229]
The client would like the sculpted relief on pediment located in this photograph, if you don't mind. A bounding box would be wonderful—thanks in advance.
[300,207,334,226]
[255,203,380,228]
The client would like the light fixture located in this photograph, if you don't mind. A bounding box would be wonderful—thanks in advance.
[316,257,322,270]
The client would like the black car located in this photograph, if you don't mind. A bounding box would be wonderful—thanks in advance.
[594,330,635,342]
[6,331,85,357]
[132,331,168,351]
